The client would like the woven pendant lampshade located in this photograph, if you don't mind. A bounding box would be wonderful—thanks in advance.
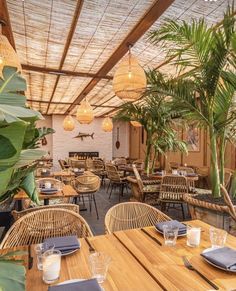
[130,121,142,127]
[102,117,113,132]
[63,115,75,131]
[0,23,22,77]
[76,99,94,124]
[113,46,147,101]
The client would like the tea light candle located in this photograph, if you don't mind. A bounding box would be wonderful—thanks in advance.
[43,254,61,283]
[42,168,47,173]
[187,227,201,247]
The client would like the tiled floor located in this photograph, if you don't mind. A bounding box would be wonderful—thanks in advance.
[79,181,190,235]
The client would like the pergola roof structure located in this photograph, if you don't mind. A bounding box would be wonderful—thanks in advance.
[1,0,233,117]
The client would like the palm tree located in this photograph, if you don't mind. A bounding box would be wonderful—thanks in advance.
[147,5,236,197]
[115,93,187,172]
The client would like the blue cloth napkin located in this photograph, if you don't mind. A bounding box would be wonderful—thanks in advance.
[48,279,102,291]
[187,173,197,177]
[155,220,187,234]
[40,188,58,194]
[201,247,236,270]
[44,235,80,253]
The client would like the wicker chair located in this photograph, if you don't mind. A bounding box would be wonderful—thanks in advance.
[177,166,195,189]
[58,159,70,170]
[113,157,127,166]
[92,159,106,185]
[195,166,209,188]
[73,174,101,219]
[12,204,80,221]
[105,202,170,233]
[105,163,128,201]
[132,164,160,205]
[0,209,93,249]
[159,175,188,219]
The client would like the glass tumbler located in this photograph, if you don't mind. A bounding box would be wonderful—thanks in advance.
[35,243,55,270]
[163,225,179,246]
[187,226,201,247]
[89,252,111,284]
[42,249,61,284]
[210,227,227,249]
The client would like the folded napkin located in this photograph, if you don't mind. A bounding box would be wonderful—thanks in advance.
[44,235,80,253]
[48,279,102,291]
[40,187,58,193]
[187,173,197,177]
[155,220,187,234]
[201,247,236,270]
[154,171,162,176]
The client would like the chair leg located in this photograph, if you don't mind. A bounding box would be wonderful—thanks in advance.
[93,194,99,220]
[109,183,114,199]
[89,195,92,212]
[181,203,185,220]
[107,181,111,193]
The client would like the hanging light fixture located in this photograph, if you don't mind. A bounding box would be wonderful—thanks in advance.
[102,117,113,132]
[63,115,75,131]
[76,99,94,124]
[113,44,147,101]
[130,121,142,127]
[0,20,21,77]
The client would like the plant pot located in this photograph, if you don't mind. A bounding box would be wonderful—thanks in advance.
[184,194,236,235]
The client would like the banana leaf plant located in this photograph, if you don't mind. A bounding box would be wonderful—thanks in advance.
[0,66,53,204]
[147,5,236,197]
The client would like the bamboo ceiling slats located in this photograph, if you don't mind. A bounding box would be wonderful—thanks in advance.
[62,0,155,74]
[5,0,234,116]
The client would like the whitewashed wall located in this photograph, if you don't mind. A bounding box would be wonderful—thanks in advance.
[36,115,53,157]
[112,120,130,158]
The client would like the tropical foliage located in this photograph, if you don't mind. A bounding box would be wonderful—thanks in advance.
[115,93,187,172]
[0,66,54,203]
[147,5,236,197]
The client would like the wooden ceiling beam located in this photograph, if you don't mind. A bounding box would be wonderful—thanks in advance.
[0,0,15,49]
[22,64,113,80]
[66,0,174,114]
[27,99,118,108]
[45,0,84,114]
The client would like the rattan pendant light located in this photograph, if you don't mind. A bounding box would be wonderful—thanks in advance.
[130,121,142,127]
[63,115,75,131]
[113,45,147,101]
[0,20,21,77]
[76,99,94,124]
[102,117,113,132]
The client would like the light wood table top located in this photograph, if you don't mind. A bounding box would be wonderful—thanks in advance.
[3,220,236,290]
[14,185,77,201]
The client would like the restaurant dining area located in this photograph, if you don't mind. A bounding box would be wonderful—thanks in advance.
[1,0,236,290]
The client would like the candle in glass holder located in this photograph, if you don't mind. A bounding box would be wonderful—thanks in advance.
[187,226,201,247]
[42,250,61,284]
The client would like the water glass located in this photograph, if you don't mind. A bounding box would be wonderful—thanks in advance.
[35,243,54,270]
[161,170,166,176]
[187,226,201,247]
[89,252,111,283]
[163,225,179,246]
[210,227,227,249]
[42,249,61,284]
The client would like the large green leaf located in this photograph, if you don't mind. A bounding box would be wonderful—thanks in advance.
[0,66,26,93]
[14,149,46,168]
[20,172,39,204]
[0,93,26,107]
[0,135,16,159]
[0,105,43,123]
[0,261,25,291]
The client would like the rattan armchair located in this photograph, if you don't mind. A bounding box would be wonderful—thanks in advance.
[159,175,188,219]
[0,209,93,249]
[105,202,170,233]
[105,163,128,201]
[12,203,80,221]
[73,174,101,219]
[91,159,106,185]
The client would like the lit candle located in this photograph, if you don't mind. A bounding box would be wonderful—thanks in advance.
[187,227,201,247]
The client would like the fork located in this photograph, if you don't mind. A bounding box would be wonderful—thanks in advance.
[85,237,96,253]
[182,256,219,290]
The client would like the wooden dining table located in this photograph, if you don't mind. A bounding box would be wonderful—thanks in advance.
[4,220,236,290]
[14,185,77,210]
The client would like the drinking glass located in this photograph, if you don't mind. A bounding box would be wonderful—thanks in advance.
[35,243,54,270]
[42,249,61,284]
[209,227,227,248]
[187,226,201,247]
[161,170,166,176]
[89,252,111,283]
[163,225,179,246]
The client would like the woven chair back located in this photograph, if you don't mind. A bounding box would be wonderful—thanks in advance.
[1,209,93,249]
[74,175,101,193]
[177,166,195,174]
[11,204,80,221]
[105,202,170,233]
[132,164,144,191]
[105,163,121,182]
[113,157,127,166]
[160,175,188,201]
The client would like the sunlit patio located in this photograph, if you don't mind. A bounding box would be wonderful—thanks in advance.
[0,0,236,290]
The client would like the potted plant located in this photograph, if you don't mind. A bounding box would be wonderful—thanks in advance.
[0,66,54,290]
[147,5,236,231]
[115,94,186,173]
